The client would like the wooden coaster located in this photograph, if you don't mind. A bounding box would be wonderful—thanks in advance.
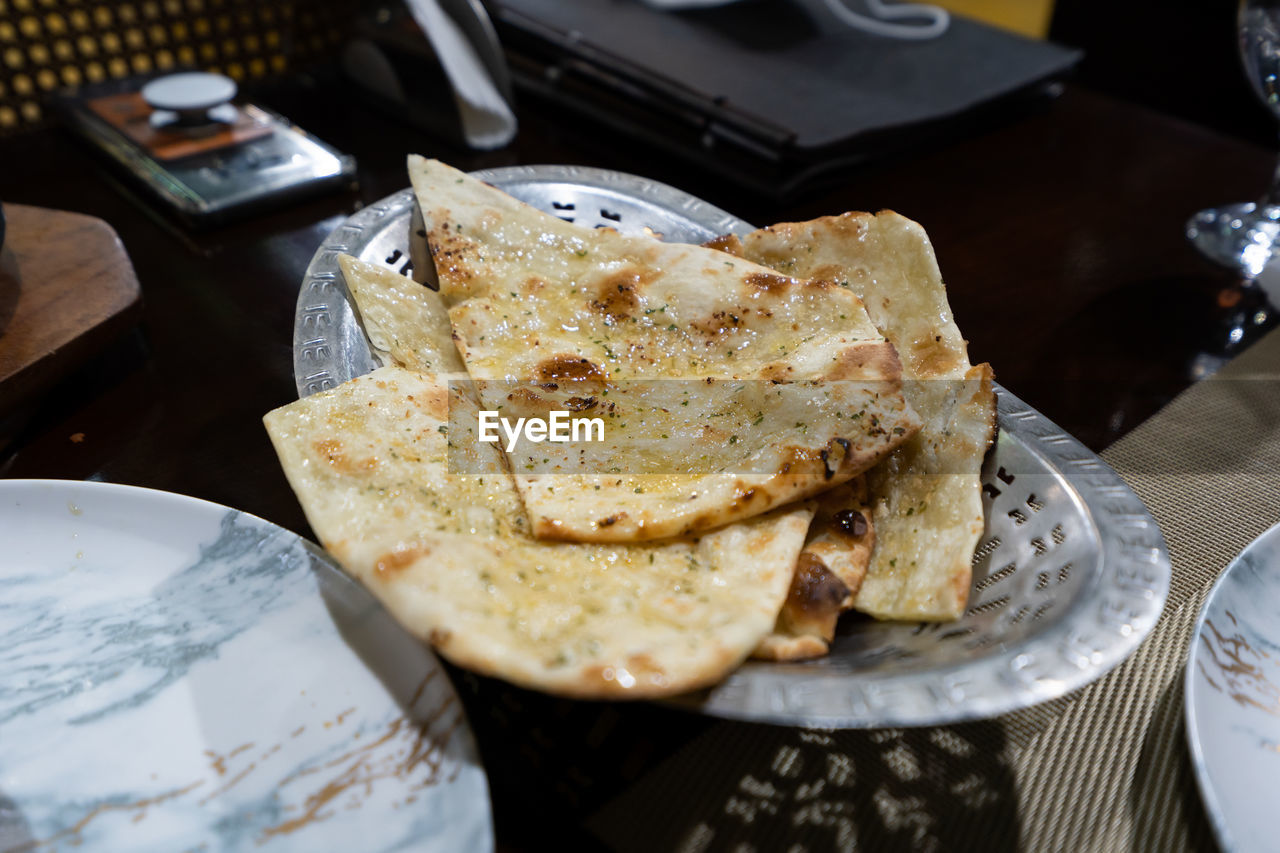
[0,204,143,414]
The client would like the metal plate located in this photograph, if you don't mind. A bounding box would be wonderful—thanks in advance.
[293,165,1170,728]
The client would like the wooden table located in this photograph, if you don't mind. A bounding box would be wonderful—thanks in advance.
[1,74,1274,849]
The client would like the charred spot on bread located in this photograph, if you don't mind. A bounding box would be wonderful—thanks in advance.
[832,508,869,537]
[536,355,607,382]
[591,270,642,322]
[791,553,852,615]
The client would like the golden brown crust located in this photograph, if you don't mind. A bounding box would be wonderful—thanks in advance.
[406,157,920,544]
[534,355,607,382]
[265,366,814,701]
[732,210,995,621]
[828,341,904,383]
[752,555,850,662]
[789,554,851,620]
[969,362,999,448]
[373,543,431,578]
[752,478,876,660]
[744,271,800,293]
[521,425,915,544]
[702,233,744,255]
[804,477,877,600]
[753,633,831,661]
[591,269,643,321]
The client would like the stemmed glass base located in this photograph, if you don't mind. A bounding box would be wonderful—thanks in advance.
[1184,197,1280,372]
[1186,202,1280,277]
[1182,0,1280,359]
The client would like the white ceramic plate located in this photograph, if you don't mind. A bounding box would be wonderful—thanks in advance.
[0,479,493,852]
[1185,521,1280,853]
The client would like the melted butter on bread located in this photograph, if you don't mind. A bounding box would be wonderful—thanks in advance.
[407,156,920,543]
[265,367,813,698]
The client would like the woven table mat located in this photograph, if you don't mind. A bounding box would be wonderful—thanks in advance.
[572,328,1280,852]
[1011,326,1280,852]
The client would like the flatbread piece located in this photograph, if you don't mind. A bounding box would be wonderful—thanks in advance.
[408,155,920,542]
[752,477,876,660]
[338,254,464,376]
[723,211,997,620]
[264,366,813,698]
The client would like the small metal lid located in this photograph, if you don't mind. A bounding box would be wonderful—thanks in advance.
[141,72,237,114]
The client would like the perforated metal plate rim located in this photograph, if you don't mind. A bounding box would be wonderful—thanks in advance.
[685,383,1171,728]
[295,186,416,398]
[292,166,1172,728]
[293,166,751,398]
[467,164,752,238]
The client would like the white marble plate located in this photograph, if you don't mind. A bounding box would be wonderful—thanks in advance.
[1185,521,1280,853]
[0,479,493,853]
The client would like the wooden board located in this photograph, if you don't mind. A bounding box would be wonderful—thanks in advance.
[0,204,143,413]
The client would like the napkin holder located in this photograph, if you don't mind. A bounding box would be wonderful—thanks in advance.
[341,0,516,150]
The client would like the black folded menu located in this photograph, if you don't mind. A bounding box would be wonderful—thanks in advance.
[489,0,1081,194]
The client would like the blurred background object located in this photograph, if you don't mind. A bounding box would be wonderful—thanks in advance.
[487,0,1080,195]
[931,0,1054,39]
[0,0,1268,149]
[0,0,1266,153]
[1050,0,1276,147]
[341,0,516,150]
[1185,0,1280,277]
[55,70,356,227]
[0,0,354,137]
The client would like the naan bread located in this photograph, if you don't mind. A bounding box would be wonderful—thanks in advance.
[337,254,464,375]
[334,252,864,663]
[858,364,994,620]
[264,366,813,698]
[408,155,919,542]
[332,252,854,665]
[723,211,997,620]
[752,478,875,661]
